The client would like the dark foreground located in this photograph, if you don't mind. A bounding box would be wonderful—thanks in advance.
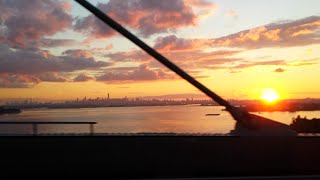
[0,136,319,178]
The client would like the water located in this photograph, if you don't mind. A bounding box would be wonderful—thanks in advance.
[0,105,319,135]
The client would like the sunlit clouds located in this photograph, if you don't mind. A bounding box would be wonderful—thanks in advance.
[0,0,319,100]
[210,16,320,48]
[75,0,216,38]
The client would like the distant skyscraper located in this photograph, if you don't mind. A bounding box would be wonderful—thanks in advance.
[108,93,110,100]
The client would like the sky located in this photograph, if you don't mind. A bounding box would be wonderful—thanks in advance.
[0,0,320,101]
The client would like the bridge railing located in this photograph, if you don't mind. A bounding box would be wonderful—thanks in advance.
[0,121,97,136]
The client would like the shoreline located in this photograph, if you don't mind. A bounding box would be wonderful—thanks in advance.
[3,103,216,110]
[4,104,320,112]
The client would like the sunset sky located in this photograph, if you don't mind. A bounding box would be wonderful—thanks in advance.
[0,0,320,100]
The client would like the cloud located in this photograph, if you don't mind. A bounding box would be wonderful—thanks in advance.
[210,16,320,48]
[159,50,242,70]
[63,45,114,58]
[200,58,240,65]
[104,67,138,71]
[231,60,287,69]
[193,58,241,70]
[74,14,117,39]
[96,64,174,82]
[102,33,244,78]
[153,35,210,51]
[288,58,320,66]
[229,70,241,74]
[62,49,93,58]
[103,47,242,79]
[274,68,285,73]
[0,73,40,88]
[0,72,72,88]
[0,0,73,48]
[105,50,152,62]
[36,72,70,82]
[105,41,242,77]
[74,74,96,82]
[75,0,216,38]
[225,58,319,71]
[0,45,111,74]
[193,75,210,79]
[33,38,78,48]
[91,44,113,51]
[292,62,318,66]
[106,46,240,65]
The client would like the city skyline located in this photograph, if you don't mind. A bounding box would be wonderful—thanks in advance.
[0,0,320,100]
[4,91,320,113]
[3,92,320,103]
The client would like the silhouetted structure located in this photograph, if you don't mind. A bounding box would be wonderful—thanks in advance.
[290,115,320,133]
[0,107,21,115]
[4,96,218,109]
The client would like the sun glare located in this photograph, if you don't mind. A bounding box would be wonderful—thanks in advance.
[261,88,280,103]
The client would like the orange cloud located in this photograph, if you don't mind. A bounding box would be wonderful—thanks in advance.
[74,74,96,82]
[0,72,71,88]
[36,72,70,82]
[96,64,175,82]
[274,68,286,73]
[0,73,40,88]
[211,16,320,48]
[75,0,216,38]
[291,29,313,37]
[105,50,152,62]
[231,60,287,69]
[154,35,210,52]
[288,58,320,66]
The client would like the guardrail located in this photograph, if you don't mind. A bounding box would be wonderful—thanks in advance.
[0,121,97,136]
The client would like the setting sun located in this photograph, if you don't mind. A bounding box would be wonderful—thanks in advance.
[261,88,280,102]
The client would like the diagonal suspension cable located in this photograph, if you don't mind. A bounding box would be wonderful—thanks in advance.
[74,0,253,124]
